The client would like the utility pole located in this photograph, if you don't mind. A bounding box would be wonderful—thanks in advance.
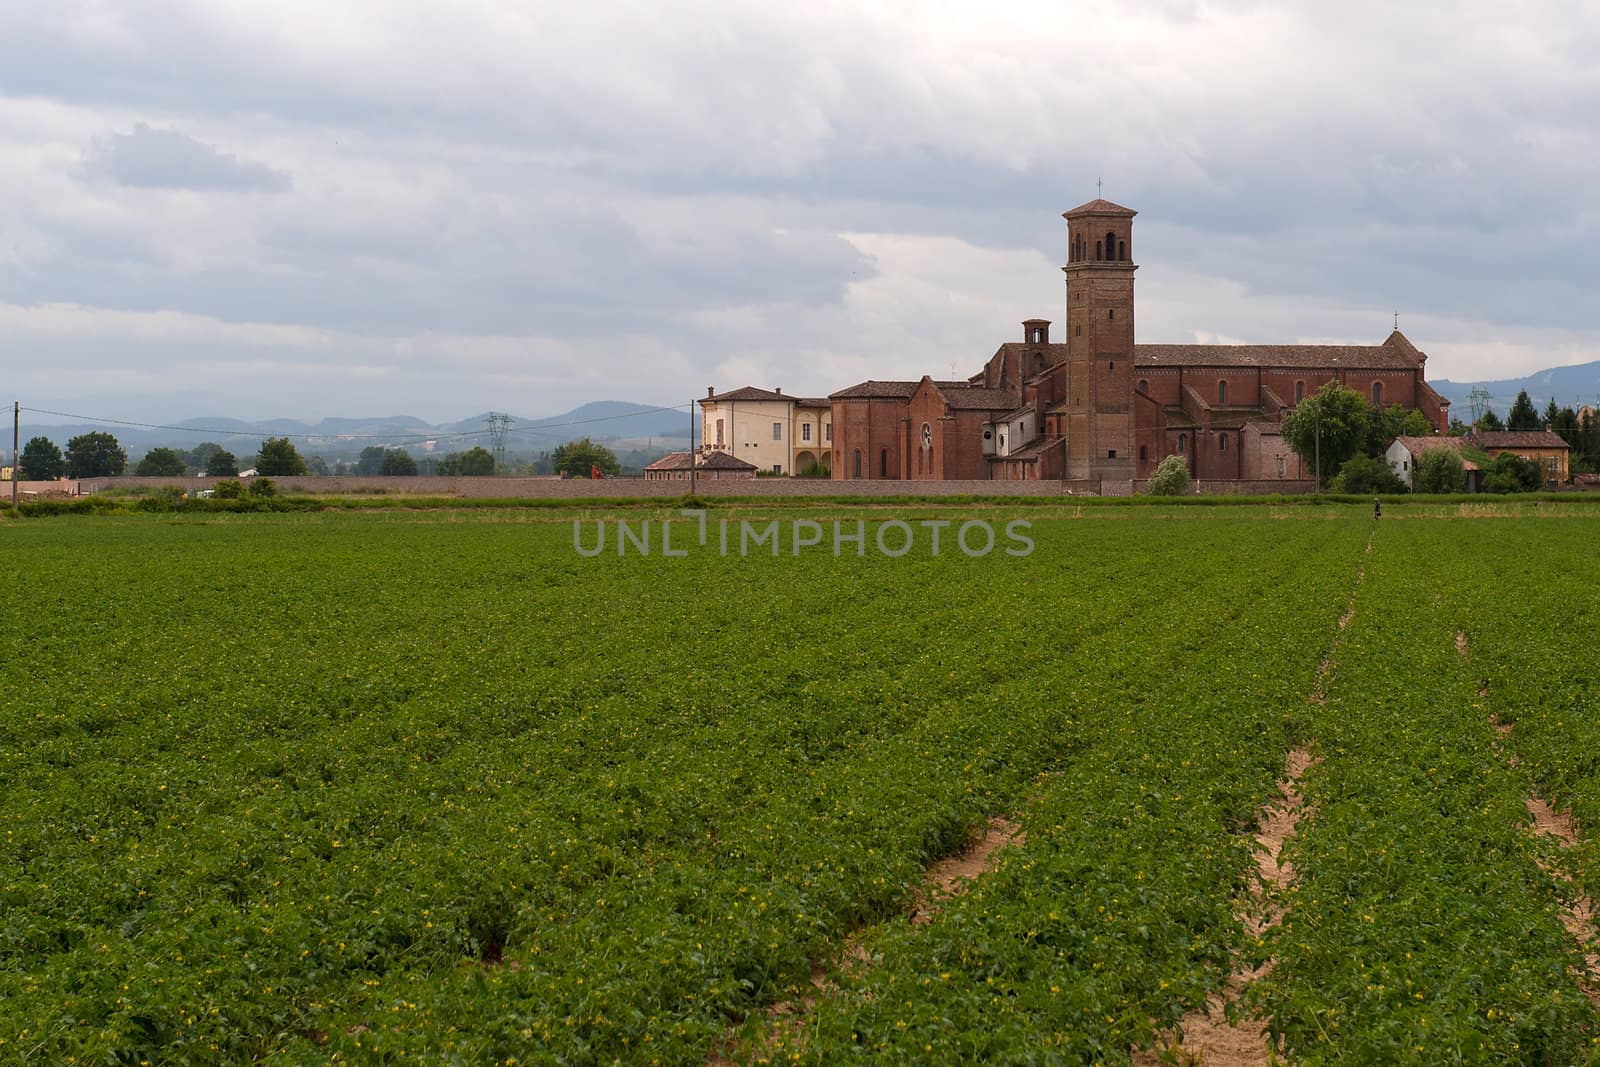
[689,399,696,496]
[11,401,18,511]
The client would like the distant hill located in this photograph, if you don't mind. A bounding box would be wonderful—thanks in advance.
[1432,361,1600,414]
[21,402,693,458]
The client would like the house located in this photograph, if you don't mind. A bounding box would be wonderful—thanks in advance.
[1386,436,1482,492]
[1468,430,1571,484]
[698,386,831,475]
[643,450,758,481]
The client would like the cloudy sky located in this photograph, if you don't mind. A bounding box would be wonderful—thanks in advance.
[3,1,1598,423]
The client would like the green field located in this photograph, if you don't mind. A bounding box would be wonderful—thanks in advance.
[3,503,1599,1064]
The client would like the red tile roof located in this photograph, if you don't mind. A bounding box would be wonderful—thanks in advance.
[644,450,759,472]
[702,386,814,403]
[1063,198,1138,218]
[1470,430,1571,450]
[830,379,973,400]
[1135,343,1419,370]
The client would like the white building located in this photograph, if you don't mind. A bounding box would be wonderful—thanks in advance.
[698,386,832,475]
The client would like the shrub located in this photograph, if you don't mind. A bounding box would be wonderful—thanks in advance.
[1415,449,1465,494]
[1330,454,1407,495]
[213,479,246,500]
[248,477,278,498]
[1145,455,1190,496]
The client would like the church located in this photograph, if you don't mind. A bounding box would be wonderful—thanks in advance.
[826,198,1451,492]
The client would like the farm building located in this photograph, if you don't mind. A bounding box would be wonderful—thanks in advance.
[643,450,759,481]
[1386,436,1482,492]
[1468,430,1571,485]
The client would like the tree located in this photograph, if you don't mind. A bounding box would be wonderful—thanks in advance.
[378,449,418,475]
[551,437,620,478]
[1280,383,1368,485]
[436,446,496,476]
[255,437,308,476]
[1330,454,1407,495]
[1362,403,1437,457]
[1506,389,1540,431]
[305,455,330,476]
[1478,407,1504,432]
[205,449,239,477]
[183,442,225,473]
[1448,416,1469,436]
[1415,448,1465,493]
[1483,452,1541,493]
[66,432,128,478]
[355,446,387,476]
[17,437,65,480]
[1543,398,1560,430]
[1144,454,1190,496]
[135,447,187,476]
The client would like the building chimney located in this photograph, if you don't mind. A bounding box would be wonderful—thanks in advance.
[774,386,781,394]
[707,386,715,398]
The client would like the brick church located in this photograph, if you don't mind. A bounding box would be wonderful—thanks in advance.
[827,198,1451,490]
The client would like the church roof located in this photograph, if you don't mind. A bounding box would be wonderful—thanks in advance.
[831,379,972,400]
[702,385,822,404]
[943,387,1021,411]
[1063,198,1138,219]
[1471,430,1570,450]
[1134,343,1420,370]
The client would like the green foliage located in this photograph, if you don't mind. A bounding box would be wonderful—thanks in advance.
[1414,447,1465,493]
[378,449,419,476]
[1329,453,1407,494]
[305,455,330,476]
[1478,407,1504,432]
[1363,403,1436,457]
[1506,389,1540,431]
[436,446,495,476]
[205,449,240,477]
[1482,452,1542,494]
[134,446,188,476]
[551,436,621,478]
[65,431,127,478]
[18,436,65,480]
[212,478,245,499]
[248,476,278,498]
[356,445,388,476]
[255,436,308,476]
[1280,383,1368,484]
[1144,453,1191,495]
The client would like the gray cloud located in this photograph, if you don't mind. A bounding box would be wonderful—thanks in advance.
[2,1,1599,420]
[82,123,291,192]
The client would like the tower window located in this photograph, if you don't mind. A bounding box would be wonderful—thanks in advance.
[1095,240,1103,260]
[1105,231,1116,260]
[1108,450,1117,459]
[880,448,888,477]
[1220,434,1228,453]
[1139,445,1148,464]
[1137,379,1148,393]
[1109,309,1115,320]
[1218,381,1228,404]
[1372,381,1383,405]
[1295,380,1305,403]
[1119,239,1127,261]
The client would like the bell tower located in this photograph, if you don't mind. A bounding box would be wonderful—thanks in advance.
[1062,198,1137,482]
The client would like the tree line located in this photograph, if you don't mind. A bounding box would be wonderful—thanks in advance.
[14,433,631,480]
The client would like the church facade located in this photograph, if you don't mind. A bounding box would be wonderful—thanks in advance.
[827,199,1451,491]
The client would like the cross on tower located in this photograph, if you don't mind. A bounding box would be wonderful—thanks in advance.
[1394,310,1399,331]
[1097,178,1102,198]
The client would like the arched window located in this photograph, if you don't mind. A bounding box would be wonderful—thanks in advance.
[1220,434,1228,453]
[1218,380,1228,404]
[1372,381,1383,405]
[1295,381,1304,404]
[853,449,862,478]
[1139,445,1148,464]
[1095,240,1103,260]
[1137,379,1149,393]
[880,448,888,478]
[1105,231,1116,260]
[1119,239,1127,261]
[1178,433,1187,452]
[921,423,932,449]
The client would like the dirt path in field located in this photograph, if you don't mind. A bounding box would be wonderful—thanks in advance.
[1458,631,1600,1005]
[707,816,1024,1066]
[1134,748,1317,1067]
[1135,527,1372,1064]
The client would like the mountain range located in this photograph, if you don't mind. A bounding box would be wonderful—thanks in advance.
[21,401,693,458]
[1430,361,1600,415]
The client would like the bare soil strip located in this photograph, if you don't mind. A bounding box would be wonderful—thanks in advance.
[1135,748,1316,1067]
[1458,631,1600,1005]
[708,817,1023,1065]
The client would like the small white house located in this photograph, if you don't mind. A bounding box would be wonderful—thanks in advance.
[1386,436,1477,491]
